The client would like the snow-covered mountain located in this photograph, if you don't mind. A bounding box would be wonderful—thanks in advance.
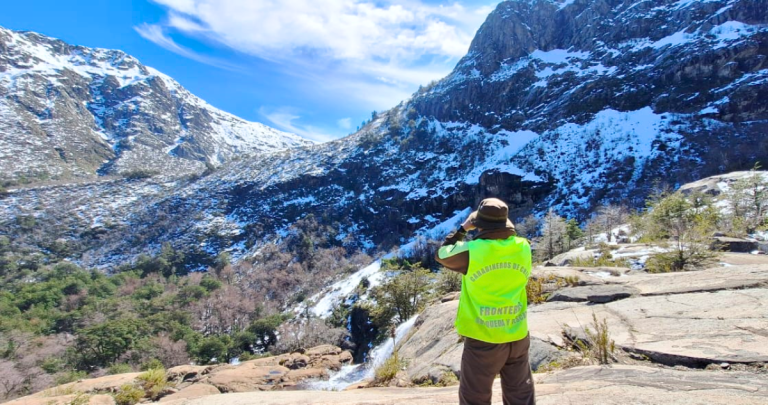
[413,0,768,211]
[2,0,767,276]
[0,26,313,183]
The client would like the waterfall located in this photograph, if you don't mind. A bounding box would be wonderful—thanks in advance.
[303,315,419,391]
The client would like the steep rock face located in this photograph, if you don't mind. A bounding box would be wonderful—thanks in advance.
[412,0,768,210]
[0,26,312,183]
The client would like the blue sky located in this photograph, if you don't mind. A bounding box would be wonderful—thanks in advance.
[0,0,498,141]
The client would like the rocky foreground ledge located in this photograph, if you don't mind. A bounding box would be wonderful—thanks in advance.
[8,365,767,405]
[135,366,768,405]
[5,345,354,405]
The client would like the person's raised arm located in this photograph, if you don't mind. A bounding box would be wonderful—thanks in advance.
[435,216,474,275]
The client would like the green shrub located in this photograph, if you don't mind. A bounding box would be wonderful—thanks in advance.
[640,192,719,272]
[108,363,133,375]
[194,336,228,365]
[435,270,462,295]
[15,215,36,231]
[526,278,546,305]
[67,391,91,405]
[122,169,158,180]
[41,357,65,374]
[139,358,164,371]
[114,384,144,405]
[137,367,168,399]
[584,313,615,365]
[199,276,222,292]
[54,370,88,385]
[371,265,433,323]
[645,249,717,273]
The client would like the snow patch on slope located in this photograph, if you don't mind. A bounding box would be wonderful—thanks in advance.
[307,208,470,318]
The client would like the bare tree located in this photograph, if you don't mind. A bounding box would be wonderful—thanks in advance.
[273,318,348,354]
[593,204,628,242]
[515,215,540,239]
[150,334,190,368]
[193,285,257,335]
[539,210,567,260]
[0,361,24,400]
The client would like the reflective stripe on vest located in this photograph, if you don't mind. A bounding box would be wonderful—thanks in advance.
[455,236,531,344]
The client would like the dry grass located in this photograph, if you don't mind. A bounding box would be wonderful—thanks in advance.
[373,353,405,385]
[526,278,546,304]
[567,313,616,365]
[136,368,169,400]
[113,384,144,405]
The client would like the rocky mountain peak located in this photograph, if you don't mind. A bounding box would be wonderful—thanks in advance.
[0,26,313,184]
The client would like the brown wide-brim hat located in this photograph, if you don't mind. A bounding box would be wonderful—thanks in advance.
[469,198,515,230]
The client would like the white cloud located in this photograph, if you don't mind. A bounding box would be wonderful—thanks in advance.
[140,1,497,115]
[337,117,353,130]
[259,107,337,143]
[154,0,480,61]
[134,23,241,71]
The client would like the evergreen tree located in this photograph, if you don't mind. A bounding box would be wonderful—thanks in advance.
[643,192,719,272]
[565,219,584,250]
[726,168,768,235]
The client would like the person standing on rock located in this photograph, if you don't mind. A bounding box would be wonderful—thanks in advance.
[435,198,535,405]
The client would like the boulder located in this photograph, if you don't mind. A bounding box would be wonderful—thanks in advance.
[282,354,310,370]
[528,337,567,371]
[679,171,759,196]
[306,345,342,357]
[547,285,638,303]
[245,354,289,367]
[440,291,461,302]
[159,384,221,402]
[339,351,353,364]
[285,368,329,382]
[616,264,768,296]
[167,365,214,383]
[423,365,457,386]
[721,252,768,265]
[308,355,342,371]
[206,365,290,393]
[530,289,768,366]
[547,249,596,266]
[305,345,348,371]
[712,237,759,253]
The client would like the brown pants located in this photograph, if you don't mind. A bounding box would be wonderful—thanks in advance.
[459,335,535,405]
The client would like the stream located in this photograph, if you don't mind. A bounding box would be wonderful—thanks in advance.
[303,315,419,391]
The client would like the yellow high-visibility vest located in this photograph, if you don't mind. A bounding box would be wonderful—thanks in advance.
[455,236,531,343]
